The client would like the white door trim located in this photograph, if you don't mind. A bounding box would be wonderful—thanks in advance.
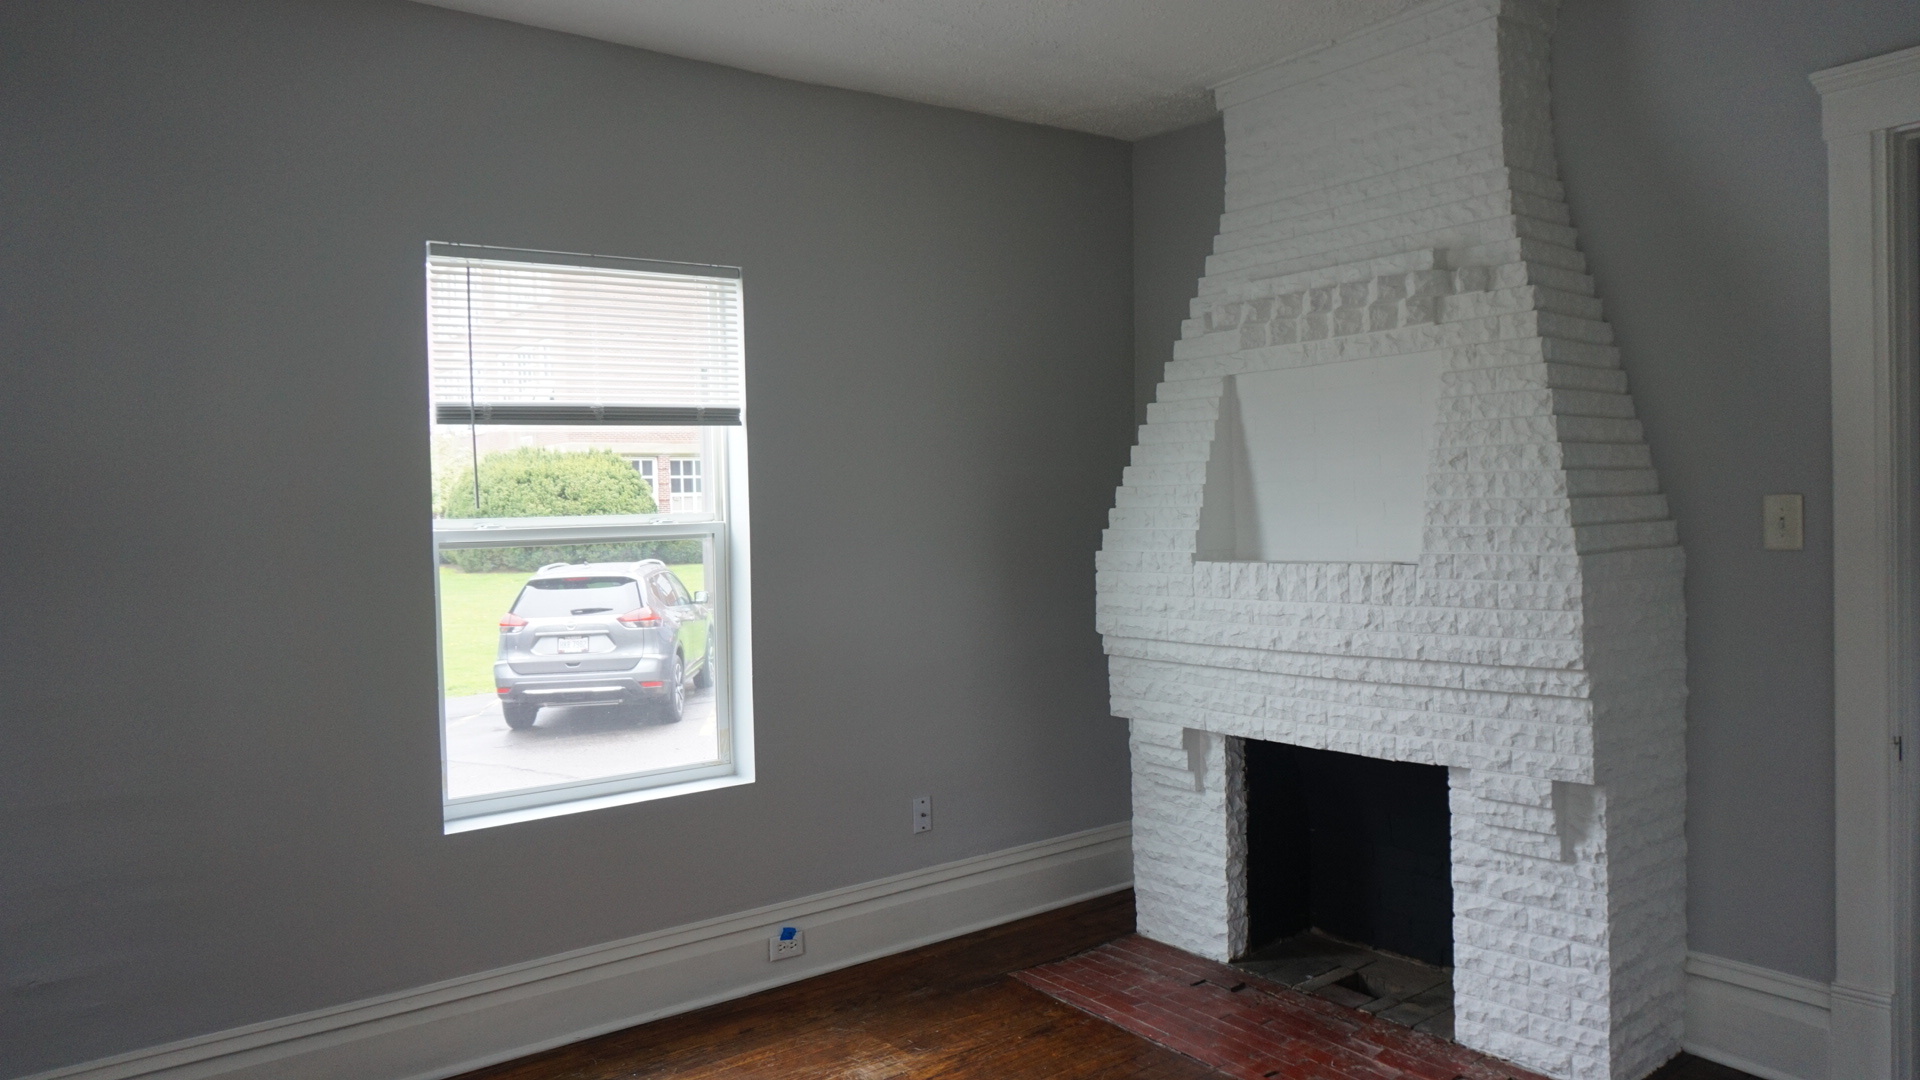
[1812,43,1920,1080]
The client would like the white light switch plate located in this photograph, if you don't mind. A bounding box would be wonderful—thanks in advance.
[1764,494,1804,550]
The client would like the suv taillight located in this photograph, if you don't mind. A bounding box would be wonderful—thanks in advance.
[618,608,659,627]
[499,613,528,630]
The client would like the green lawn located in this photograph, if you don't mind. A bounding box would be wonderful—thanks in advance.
[438,564,706,696]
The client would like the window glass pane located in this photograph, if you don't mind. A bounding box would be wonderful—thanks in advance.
[432,426,713,519]
[439,539,721,802]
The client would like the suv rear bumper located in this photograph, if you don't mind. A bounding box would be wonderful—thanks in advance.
[495,657,675,705]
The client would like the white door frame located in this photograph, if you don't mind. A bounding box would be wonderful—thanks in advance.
[1814,43,1920,1080]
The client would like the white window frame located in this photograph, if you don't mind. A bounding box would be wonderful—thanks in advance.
[1814,44,1920,1080]
[427,245,755,833]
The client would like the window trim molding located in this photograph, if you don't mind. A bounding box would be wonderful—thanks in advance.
[423,238,756,833]
[444,766,754,835]
[1813,43,1920,1080]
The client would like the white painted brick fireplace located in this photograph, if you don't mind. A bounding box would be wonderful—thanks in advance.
[1098,1,1688,1077]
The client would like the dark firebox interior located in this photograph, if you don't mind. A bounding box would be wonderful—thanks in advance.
[1243,740,1453,966]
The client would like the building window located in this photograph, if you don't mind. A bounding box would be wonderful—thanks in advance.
[669,457,703,511]
[670,457,701,494]
[426,243,752,831]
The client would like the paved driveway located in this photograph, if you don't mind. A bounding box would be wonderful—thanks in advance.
[442,687,719,800]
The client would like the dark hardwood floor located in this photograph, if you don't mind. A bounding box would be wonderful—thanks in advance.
[452,891,1757,1080]
[1646,1057,1763,1080]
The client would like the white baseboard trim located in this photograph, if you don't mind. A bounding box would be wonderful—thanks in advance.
[19,823,1133,1080]
[1683,951,1834,1080]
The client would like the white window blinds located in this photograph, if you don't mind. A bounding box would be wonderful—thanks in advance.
[428,244,744,426]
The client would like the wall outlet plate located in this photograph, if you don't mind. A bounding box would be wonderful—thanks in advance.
[912,795,931,834]
[769,926,804,962]
[1764,493,1805,550]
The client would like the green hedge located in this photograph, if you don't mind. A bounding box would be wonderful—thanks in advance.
[439,446,656,517]
[445,540,703,573]
[438,448,703,572]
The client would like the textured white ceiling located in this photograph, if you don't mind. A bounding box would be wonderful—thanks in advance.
[410,0,1425,140]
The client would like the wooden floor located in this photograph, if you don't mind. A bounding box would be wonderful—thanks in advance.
[454,891,1758,1080]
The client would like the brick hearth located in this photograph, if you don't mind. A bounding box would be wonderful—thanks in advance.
[1017,935,1551,1080]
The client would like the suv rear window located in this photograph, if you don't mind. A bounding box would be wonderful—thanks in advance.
[511,577,643,617]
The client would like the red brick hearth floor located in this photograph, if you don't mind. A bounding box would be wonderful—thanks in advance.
[1015,935,1551,1080]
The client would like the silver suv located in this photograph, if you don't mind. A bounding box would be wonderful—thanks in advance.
[494,560,712,730]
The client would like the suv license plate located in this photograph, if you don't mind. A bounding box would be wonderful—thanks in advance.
[557,636,589,654]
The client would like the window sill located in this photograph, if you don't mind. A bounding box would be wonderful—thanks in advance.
[444,769,754,834]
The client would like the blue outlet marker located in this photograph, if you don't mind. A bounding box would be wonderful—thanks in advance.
[779,927,798,941]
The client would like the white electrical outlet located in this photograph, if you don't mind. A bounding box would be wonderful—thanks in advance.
[768,926,804,961]
[912,795,931,834]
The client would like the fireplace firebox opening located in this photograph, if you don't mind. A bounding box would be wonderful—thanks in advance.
[1242,739,1453,966]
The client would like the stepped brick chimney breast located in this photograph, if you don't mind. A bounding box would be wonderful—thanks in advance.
[1098,1,1687,1077]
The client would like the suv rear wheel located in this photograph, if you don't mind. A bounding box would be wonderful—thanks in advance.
[659,655,686,723]
[503,701,538,730]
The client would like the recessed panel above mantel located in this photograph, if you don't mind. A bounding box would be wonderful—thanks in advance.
[1197,354,1443,564]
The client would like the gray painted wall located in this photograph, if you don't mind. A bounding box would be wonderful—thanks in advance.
[1554,0,1919,982]
[1126,0,1920,985]
[0,2,1134,1074]
[1133,118,1226,428]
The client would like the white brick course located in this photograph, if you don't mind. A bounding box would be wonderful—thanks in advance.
[1103,2,1684,1078]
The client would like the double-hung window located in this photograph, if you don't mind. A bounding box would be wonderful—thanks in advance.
[426,243,752,831]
